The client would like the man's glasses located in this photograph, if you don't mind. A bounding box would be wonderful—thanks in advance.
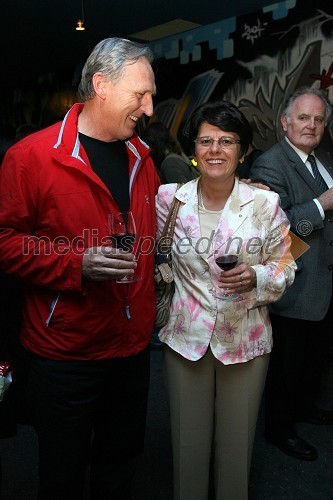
[194,136,241,148]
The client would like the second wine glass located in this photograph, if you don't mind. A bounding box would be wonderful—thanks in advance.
[108,211,141,283]
[214,253,242,301]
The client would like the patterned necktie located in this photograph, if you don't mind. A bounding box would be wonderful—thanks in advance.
[307,155,328,193]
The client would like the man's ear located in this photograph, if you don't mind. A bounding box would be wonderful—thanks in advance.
[93,73,108,100]
[281,115,287,132]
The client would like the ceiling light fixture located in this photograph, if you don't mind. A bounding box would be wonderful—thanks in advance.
[76,0,86,31]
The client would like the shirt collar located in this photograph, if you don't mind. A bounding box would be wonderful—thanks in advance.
[284,136,314,164]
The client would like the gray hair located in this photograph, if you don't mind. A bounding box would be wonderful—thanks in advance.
[282,86,332,124]
[78,37,154,101]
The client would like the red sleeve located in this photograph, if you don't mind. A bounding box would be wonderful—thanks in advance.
[0,145,84,292]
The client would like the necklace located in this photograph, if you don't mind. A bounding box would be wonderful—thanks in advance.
[198,184,208,210]
[198,183,224,212]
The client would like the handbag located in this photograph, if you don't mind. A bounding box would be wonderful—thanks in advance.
[154,186,182,328]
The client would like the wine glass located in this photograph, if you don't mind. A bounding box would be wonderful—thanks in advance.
[108,211,141,283]
[214,252,242,301]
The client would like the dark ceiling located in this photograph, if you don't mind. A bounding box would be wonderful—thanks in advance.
[1,0,282,88]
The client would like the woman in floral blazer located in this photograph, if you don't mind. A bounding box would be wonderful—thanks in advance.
[155,101,296,500]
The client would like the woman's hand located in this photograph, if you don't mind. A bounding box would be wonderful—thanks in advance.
[218,263,257,293]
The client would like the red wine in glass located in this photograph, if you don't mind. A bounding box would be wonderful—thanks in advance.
[215,254,238,271]
[214,254,241,301]
[108,211,141,283]
[112,233,136,252]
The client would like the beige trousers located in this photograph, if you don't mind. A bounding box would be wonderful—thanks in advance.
[164,346,269,500]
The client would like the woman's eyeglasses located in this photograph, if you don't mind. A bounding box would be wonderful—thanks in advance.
[194,136,241,148]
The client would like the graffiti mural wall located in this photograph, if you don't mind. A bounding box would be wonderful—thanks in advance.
[149,0,333,155]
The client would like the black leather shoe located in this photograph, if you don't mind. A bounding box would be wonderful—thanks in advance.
[303,407,333,425]
[265,434,318,461]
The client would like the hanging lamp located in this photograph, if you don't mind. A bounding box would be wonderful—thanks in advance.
[76,0,86,30]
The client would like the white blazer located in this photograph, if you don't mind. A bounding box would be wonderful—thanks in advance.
[156,177,296,364]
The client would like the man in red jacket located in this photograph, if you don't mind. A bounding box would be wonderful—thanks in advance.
[0,38,160,499]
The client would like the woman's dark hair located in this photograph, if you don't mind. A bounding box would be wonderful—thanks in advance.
[142,121,181,170]
[188,100,253,157]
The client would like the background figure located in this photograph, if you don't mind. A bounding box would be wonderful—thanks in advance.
[0,272,25,438]
[251,86,333,462]
[0,37,160,500]
[156,100,295,500]
[0,122,41,438]
[14,124,40,142]
[143,121,199,183]
[236,143,262,179]
[0,126,15,166]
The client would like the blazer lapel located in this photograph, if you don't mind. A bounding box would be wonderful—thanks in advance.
[281,139,325,196]
[176,179,202,241]
[211,179,252,257]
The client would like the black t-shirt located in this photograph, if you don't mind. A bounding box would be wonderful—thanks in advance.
[79,133,130,213]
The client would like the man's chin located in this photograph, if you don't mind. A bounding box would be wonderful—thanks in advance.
[300,140,319,149]
[120,130,134,141]
[126,121,137,134]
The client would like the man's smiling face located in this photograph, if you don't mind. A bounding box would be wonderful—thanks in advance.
[101,56,156,141]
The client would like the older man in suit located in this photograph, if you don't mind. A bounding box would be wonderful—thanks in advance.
[251,86,333,461]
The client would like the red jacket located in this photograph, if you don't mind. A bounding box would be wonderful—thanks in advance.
[0,104,160,360]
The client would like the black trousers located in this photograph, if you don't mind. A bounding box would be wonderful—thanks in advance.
[265,305,333,438]
[26,347,150,500]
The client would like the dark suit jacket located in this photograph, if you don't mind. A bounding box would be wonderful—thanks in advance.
[251,137,333,321]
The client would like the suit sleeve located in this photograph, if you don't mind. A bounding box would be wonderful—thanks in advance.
[250,194,296,308]
[251,152,324,235]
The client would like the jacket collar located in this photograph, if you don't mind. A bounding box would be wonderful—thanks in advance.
[175,176,254,207]
[53,103,150,159]
[50,103,151,193]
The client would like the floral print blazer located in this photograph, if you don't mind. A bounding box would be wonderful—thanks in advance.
[156,178,296,364]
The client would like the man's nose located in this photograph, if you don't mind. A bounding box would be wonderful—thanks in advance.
[306,118,316,128]
[141,94,154,117]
